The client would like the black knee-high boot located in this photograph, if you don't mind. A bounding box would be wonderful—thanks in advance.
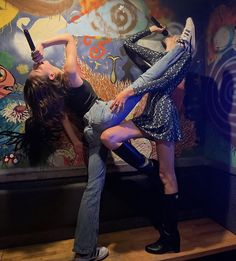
[145,193,180,254]
[113,142,158,175]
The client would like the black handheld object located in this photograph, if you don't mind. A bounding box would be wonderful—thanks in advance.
[23,29,36,51]
[151,17,169,36]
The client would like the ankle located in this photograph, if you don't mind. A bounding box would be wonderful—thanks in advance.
[139,158,149,168]
[176,38,189,47]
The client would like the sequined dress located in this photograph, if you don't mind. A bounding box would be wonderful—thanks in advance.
[124,29,191,142]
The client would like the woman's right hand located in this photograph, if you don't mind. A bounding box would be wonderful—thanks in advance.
[31,43,44,63]
[73,141,83,155]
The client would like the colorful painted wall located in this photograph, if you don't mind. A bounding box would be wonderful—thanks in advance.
[204,0,236,172]
[0,0,205,173]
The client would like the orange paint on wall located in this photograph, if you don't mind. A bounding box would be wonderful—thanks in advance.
[0,66,15,98]
[79,0,108,15]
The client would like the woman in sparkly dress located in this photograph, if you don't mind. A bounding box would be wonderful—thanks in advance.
[101,17,195,255]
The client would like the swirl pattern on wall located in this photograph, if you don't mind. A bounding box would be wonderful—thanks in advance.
[91,1,138,36]
[206,50,236,144]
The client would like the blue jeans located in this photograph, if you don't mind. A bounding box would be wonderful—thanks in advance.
[73,43,186,254]
[131,44,186,89]
[73,97,142,254]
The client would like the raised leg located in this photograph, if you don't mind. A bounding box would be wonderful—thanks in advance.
[101,120,159,177]
[131,44,186,90]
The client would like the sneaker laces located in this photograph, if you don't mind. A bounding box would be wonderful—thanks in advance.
[176,37,192,53]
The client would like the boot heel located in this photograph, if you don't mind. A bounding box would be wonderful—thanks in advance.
[172,240,180,253]
[173,246,180,253]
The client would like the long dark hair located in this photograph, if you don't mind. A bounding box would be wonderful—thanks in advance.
[0,73,70,166]
[22,72,68,165]
[24,72,68,126]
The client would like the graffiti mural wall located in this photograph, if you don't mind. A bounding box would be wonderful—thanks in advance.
[0,0,204,173]
[204,0,236,170]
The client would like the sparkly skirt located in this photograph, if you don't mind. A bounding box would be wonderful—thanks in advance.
[132,94,182,142]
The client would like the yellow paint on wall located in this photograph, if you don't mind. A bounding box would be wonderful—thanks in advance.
[79,0,108,15]
[17,15,67,43]
[0,0,18,29]
[7,0,73,16]
[16,63,29,74]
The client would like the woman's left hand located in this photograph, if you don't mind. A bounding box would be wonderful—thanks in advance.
[110,87,135,113]
[149,25,167,33]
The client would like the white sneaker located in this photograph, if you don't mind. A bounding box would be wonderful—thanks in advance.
[74,246,109,261]
[180,17,196,52]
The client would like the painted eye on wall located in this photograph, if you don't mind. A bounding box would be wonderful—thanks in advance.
[0,67,7,83]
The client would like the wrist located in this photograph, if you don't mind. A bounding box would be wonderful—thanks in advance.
[124,87,135,97]
[149,26,155,33]
[73,140,80,146]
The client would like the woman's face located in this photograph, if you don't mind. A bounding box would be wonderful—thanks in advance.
[29,60,61,79]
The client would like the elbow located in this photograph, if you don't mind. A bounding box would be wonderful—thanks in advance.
[69,34,75,42]
[123,42,132,56]
[123,39,131,49]
[123,39,128,47]
[65,33,73,38]
[64,34,75,43]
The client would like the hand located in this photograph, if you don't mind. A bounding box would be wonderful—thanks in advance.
[31,43,44,63]
[110,87,134,113]
[149,25,167,33]
[73,141,83,155]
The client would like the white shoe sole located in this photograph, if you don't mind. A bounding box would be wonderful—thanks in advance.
[75,247,109,261]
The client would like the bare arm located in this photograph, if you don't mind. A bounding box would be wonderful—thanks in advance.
[62,114,82,154]
[32,34,83,86]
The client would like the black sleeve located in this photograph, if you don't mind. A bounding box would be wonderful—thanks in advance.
[124,29,164,71]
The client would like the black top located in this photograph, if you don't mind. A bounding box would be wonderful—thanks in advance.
[65,79,98,119]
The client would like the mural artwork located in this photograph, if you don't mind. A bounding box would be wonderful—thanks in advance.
[205,2,236,168]
[0,0,200,174]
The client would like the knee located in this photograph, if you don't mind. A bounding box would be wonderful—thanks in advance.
[100,129,116,149]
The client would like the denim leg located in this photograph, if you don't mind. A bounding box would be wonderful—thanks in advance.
[89,95,142,133]
[132,44,186,89]
[73,96,144,254]
[73,127,108,254]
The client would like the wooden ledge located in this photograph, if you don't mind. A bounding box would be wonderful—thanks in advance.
[1,218,236,260]
[0,156,205,183]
